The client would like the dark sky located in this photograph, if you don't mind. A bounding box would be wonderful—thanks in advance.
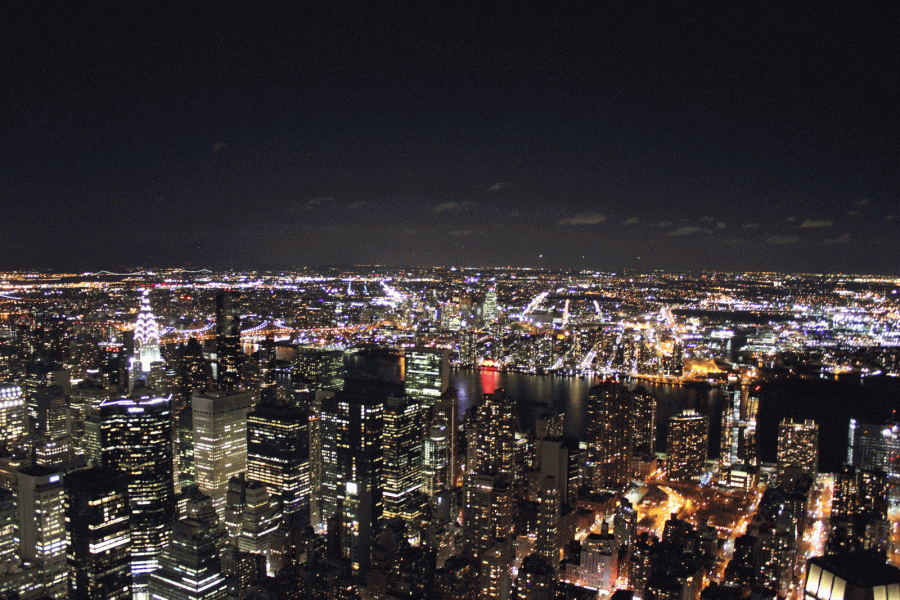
[2,4,898,272]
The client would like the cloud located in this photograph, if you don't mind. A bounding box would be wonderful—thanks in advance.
[304,196,336,209]
[623,217,639,225]
[716,221,727,229]
[449,229,474,236]
[557,212,606,226]
[433,201,476,213]
[348,201,370,209]
[487,182,509,191]
[886,215,895,221]
[723,239,746,245]
[667,226,701,236]
[508,210,522,217]
[212,142,227,152]
[786,216,796,222]
[847,210,859,215]
[657,220,673,228]
[767,234,800,245]
[700,216,715,222]
[799,218,833,228]
[741,222,760,229]
[855,198,871,207]
[823,234,852,244]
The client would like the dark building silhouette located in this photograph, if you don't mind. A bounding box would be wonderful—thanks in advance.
[215,291,242,390]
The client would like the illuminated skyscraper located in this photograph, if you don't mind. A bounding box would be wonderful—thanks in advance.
[65,467,131,600]
[720,383,758,469]
[100,395,175,578]
[247,400,311,528]
[535,476,561,571]
[294,347,344,391]
[666,409,708,483]
[147,518,227,600]
[215,290,242,390]
[382,395,423,530]
[586,383,633,490]
[777,418,819,478]
[0,383,26,445]
[132,289,162,383]
[463,473,513,558]
[423,422,450,497]
[404,347,449,406]
[0,489,15,565]
[17,465,67,598]
[468,389,516,479]
[632,388,656,457]
[847,419,900,478]
[192,389,253,517]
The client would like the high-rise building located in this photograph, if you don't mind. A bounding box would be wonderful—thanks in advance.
[483,289,498,323]
[586,383,633,490]
[100,395,175,579]
[433,553,481,600]
[0,383,26,445]
[0,489,16,565]
[64,467,131,600]
[535,476,561,571]
[236,482,280,572]
[192,388,253,517]
[847,419,900,478]
[468,389,516,479]
[632,388,656,457]
[481,540,512,600]
[215,290,242,390]
[777,418,819,478]
[666,409,708,483]
[147,518,228,600]
[132,289,162,383]
[581,524,619,593]
[423,422,450,497]
[513,554,555,600]
[247,400,311,528]
[720,383,758,468]
[294,347,344,392]
[463,473,513,558]
[404,347,449,406]
[17,465,68,598]
[382,395,423,530]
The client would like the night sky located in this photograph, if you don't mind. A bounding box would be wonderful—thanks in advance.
[3,4,898,272]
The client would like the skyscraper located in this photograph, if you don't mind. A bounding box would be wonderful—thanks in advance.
[666,409,708,483]
[247,400,311,528]
[467,388,516,479]
[65,467,131,600]
[193,388,253,517]
[404,347,449,406]
[100,395,175,579]
[423,422,451,497]
[132,289,162,383]
[847,419,900,477]
[632,388,656,457]
[586,383,633,490]
[215,290,242,390]
[147,518,228,600]
[777,418,819,478]
[0,383,26,445]
[382,395,423,530]
[17,465,68,598]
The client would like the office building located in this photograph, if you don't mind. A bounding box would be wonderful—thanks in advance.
[215,290,242,390]
[513,554,555,600]
[433,553,481,600]
[847,419,900,478]
[666,409,708,483]
[17,465,68,598]
[65,467,131,600]
[132,289,162,381]
[192,388,253,516]
[586,383,633,490]
[382,395,423,529]
[463,473,513,558]
[294,347,344,392]
[0,383,26,445]
[581,524,619,593]
[147,518,228,600]
[404,346,449,405]
[100,395,175,578]
[0,489,15,565]
[423,422,450,497]
[247,400,311,527]
[535,476,561,570]
[777,418,819,478]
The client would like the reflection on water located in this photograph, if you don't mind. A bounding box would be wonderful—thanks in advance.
[449,369,724,457]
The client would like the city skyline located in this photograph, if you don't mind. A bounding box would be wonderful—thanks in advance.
[2,5,897,273]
